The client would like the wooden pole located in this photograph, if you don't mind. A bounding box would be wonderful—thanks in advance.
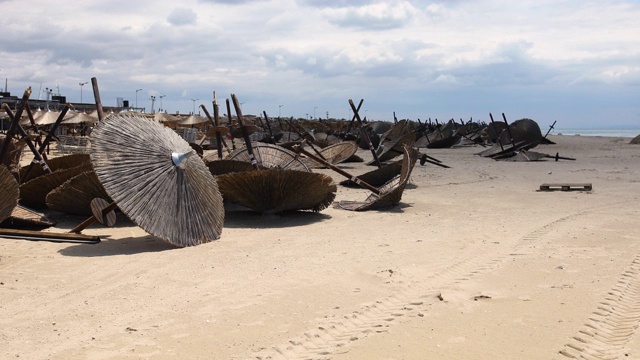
[0,228,100,244]
[348,99,381,168]
[69,202,118,234]
[231,94,259,170]
[91,77,105,121]
[501,113,516,148]
[0,87,31,164]
[489,113,504,151]
[294,145,381,195]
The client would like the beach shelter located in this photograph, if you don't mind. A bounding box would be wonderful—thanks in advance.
[89,113,224,247]
[226,143,310,172]
[0,165,19,222]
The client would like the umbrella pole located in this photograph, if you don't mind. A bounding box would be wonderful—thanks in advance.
[348,99,382,168]
[231,94,260,170]
[90,78,105,121]
[544,120,556,138]
[69,202,118,234]
[489,113,505,151]
[294,145,381,195]
[200,102,227,160]
[262,111,274,139]
[345,99,363,133]
[225,99,236,151]
[2,106,53,178]
[0,228,100,244]
[21,103,72,182]
[501,113,516,148]
[284,118,327,161]
[0,87,31,165]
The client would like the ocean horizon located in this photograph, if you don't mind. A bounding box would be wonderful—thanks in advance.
[552,128,640,138]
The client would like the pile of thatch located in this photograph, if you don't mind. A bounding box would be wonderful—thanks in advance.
[0,165,19,222]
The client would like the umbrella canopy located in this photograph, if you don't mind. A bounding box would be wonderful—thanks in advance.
[177,114,208,128]
[304,141,359,169]
[90,113,224,247]
[33,110,74,126]
[337,145,419,211]
[0,165,19,222]
[18,153,90,183]
[216,168,336,214]
[0,135,24,172]
[45,170,112,216]
[227,143,310,172]
[62,111,99,125]
[154,112,179,124]
[19,164,93,208]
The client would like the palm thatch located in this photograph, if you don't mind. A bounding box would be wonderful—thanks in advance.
[336,146,419,211]
[304,141,359,169]
[216,168,336,214]
[630,134,640,144]
[90,113,224,247]
[45,170,112,215]
[18,153,90,183]
[19,164,92,208]
[1,165,19,222]
[366,129,416,165]
[205,159,256,176]
[227,143,310,172]
[1,205,56,229]
[339,159,402,188]
[0,134,24,174]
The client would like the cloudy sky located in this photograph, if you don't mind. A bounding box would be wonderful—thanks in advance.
[2,0,639,128]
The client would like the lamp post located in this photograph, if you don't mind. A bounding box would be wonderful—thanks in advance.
[79,81,88,103]
[159,95,166,112]
[278,104,283,118]
[135,88,142,109]
[190,98,199,114]
[150,95,156,114]
[314,106,317,120]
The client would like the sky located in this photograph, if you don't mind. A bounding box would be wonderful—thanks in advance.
[1,0,639,128]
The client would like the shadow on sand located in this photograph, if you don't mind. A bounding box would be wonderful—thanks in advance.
[223,208,331,229]
[58,235,176,257]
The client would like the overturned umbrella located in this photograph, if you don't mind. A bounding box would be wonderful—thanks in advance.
[88,113,225,247]
[0,165,19,223]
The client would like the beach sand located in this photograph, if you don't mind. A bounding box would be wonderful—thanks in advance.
[1,134,639,359]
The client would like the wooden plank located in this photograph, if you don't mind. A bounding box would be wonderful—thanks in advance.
[539,183,592,191]
[0,228,100,244]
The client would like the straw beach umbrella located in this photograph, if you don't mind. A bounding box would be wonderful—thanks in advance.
[45,170,112,215]
[227,143,310,172]
[336,145,419,211]
[304,141,359,169]
[19,164,92,208]
[0,165,19,222]
[216,169,336,214]
[90,113,224,247]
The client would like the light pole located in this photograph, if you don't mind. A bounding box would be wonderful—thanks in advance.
[79,81,88,103]
[190,98,199,114]
[159,95,166,112]
[313,106,317,120]
[135,89,142,109]
[150,95,156,114]
[278,104,283,118]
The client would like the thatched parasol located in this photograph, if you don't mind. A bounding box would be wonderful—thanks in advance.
[216,168,336,214]
[1,204,56,229]
[62,111,99,125]
[339,159,402,188]
[177,114,208,128]
[153,111,179,124]
[336,145,419,211]
[630,134,640,144]
[227,143,310,172]
[205,159,256,176]
[1,165,19,222]
[45,170,112,215]
[304,141,359,168]
[90,113,225,247]
[18,153,90,183]
[0,134,24,173]
[19,164,93,208]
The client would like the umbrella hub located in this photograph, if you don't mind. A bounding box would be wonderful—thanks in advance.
[171,151,194,169]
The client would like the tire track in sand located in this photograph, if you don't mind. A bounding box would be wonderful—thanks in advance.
[559,255,640,359]
[253,202,625,360]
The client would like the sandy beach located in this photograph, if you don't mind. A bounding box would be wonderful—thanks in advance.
[1,134,639,359]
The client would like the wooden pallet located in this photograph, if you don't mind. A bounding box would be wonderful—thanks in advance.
[539,183,593,191]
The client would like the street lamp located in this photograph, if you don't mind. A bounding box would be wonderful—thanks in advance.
[79,81,88,103]
[150,95,156,114]
[313,106,318,120]
[278,104,283,118]
[135,89,142,109]
[190,98,199,114]
[159,95,166,112]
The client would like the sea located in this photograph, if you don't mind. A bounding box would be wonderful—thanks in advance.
[552,128,640,138]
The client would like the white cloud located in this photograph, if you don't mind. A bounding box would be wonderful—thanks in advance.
[0,0,638,128]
